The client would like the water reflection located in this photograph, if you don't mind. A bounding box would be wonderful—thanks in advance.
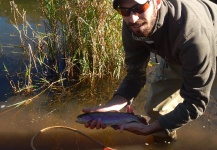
[0,0,41,23]
[0,0,43,99]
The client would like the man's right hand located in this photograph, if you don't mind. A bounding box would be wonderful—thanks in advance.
[82,95,129,129]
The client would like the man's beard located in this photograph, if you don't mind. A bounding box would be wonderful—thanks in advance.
[127,13,157,37]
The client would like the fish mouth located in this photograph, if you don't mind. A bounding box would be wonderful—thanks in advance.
[76,118,93,124]
[76,118,84,123]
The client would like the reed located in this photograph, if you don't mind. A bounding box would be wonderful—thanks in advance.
[8,0,123,95]
[41,0,123,81]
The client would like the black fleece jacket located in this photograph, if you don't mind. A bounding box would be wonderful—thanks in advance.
[114,0,217,131]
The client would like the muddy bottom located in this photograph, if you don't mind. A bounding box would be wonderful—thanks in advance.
[0,94,217,150]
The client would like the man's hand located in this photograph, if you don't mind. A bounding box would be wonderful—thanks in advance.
[117,120,164,135]
[82,95,128,113]
[84,118,107,129]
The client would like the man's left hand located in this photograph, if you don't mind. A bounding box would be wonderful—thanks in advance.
[117,120,164,136]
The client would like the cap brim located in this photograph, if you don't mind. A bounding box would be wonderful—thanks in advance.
[135,0,147,4]
[113,0,147,9]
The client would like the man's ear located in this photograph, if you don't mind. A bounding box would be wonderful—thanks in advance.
[155,0,162,10]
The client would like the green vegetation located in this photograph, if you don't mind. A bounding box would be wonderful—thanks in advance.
[8,0,123,96]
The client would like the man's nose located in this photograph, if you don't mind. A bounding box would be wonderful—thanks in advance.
[128,11,139,23]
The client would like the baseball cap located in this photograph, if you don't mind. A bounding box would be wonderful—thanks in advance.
[113,0,147,9]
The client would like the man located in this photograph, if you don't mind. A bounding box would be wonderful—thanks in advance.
[82,0,217,141]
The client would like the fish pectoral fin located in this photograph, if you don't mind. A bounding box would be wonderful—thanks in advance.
[110,125,120,130]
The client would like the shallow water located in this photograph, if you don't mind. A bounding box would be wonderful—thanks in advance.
[0,90,216,150]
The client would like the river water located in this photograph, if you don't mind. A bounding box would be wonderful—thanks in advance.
[0,1,217,150]
[0,0,43,100]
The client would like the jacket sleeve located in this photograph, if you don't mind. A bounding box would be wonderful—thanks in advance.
[158,27,216,132]
[114,21,150,103]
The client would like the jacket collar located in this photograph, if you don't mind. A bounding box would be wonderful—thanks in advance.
[150,0,170,37]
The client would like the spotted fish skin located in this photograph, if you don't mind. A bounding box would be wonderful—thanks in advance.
[76,112,148,126]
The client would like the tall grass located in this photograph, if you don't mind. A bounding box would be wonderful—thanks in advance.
[8,0,123,95]
[41,0,124,80]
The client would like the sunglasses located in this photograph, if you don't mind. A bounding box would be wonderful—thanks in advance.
[116,0,151,17]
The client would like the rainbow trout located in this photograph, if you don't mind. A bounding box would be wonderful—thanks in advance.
[76,112,148,126]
